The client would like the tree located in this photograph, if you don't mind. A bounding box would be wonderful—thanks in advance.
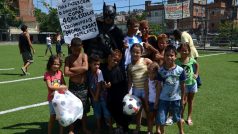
[0,0,21,29]
[34,7,61,32]
[134,12,146,21]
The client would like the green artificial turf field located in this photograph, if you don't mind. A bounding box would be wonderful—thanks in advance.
[0,44,237,134]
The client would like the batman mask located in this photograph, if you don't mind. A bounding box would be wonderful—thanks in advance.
[103,2,116,20]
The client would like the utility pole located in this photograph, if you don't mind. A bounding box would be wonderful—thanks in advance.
[174,0,177,30]
[181,0,184,30]
[203,0,208,50]
[129,0,131,15]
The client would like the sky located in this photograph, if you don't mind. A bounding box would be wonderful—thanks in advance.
[33,0,214,13]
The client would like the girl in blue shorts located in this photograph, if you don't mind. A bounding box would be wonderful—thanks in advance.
[176,43,199,126]
[127,43,152,134]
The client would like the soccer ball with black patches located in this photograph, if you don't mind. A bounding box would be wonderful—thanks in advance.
[123,94,141,115]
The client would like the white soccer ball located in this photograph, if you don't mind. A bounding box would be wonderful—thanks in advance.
[123,94,142,115]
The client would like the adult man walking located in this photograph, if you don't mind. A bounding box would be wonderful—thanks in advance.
[18,24,35,75]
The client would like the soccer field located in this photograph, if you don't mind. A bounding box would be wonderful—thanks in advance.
[0,44,238,134]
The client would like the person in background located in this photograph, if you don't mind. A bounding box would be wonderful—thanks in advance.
[55,31,63,57]
[45,34,53,56]
[18,24,35,75]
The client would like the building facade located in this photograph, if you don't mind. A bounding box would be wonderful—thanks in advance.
[4,0,39,42]
[145,0,238,34]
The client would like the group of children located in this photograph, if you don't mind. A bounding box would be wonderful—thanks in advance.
[43,18,200,134]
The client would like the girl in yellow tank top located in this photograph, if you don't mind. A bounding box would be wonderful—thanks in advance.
[127,43,152,133]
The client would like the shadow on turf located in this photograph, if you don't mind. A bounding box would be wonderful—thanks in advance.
[0,73,22,76]
[228,60,238,63]
[2,122,48,134]
[1,115,149,134]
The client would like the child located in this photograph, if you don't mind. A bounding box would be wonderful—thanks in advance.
[44,55,67,134]
[124,17,142,69]
[45,34,53,56]
[176,43,199,126]
[154,45,186,134]
[147,62,160,134]
[64,37,91,134]
[154,34,168,66]
[102,49,131,134]
[87,54,112,134]
[127,43,152,134]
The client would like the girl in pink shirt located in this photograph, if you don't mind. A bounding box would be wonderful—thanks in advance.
[44,55,67,134]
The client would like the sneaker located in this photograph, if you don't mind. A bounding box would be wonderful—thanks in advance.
[25,72,30,75]
[21,67,26,75]
[165,116,173,126]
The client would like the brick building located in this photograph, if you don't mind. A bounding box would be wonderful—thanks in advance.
[4,0,39,42]
[145,0,238,34]
[145,0,207,33]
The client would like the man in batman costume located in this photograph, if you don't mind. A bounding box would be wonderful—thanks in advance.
[83,2,125,70]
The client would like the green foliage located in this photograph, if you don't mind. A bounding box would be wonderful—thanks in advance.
[134,12,146,21]
[0,0,21,29]
[149,23,161,35]
[34,8,61,32]
[217,20,238,46]
[218,21,233,40]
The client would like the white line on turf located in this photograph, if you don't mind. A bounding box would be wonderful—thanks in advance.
[0,68,15,71]
[0,102,48,115]
[0,76,43,84]
[199,52,227,58]
[0,52,229,115]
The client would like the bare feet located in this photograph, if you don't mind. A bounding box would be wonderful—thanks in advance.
[187,119,193,126]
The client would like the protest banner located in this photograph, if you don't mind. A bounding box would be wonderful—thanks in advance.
[164,0,190,20]
[57,0,99,44]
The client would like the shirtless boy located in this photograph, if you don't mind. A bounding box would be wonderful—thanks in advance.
[64,37,91,134]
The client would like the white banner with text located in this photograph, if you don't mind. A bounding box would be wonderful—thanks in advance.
[57,0,99,44]
[164,1,190,20]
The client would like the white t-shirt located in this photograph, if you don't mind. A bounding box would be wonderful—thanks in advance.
[148,79,157,103]
[124,36,142,68]
[97,69,104,82]
[46,37,51,45]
